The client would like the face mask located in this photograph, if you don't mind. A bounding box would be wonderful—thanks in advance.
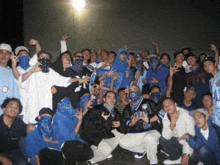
[103,102,115,117]
[38,116,53,138]
[38,58,51,73]
[149,57,160,68]
[18,56,30,70]
[128,91,142,102]
[149,92,161,104]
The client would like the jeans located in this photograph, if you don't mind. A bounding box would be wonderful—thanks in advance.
[0,149,28,165]
[159,136,183,160]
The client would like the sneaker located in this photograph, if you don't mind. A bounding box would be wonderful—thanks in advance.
[163,157,181,164]
[134,151,146,159]
[87,161,98,165]
[107,154,113,159]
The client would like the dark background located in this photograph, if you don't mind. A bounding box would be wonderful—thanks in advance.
[1,0,220,62]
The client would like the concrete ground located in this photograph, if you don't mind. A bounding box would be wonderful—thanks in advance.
[76,146,179,165]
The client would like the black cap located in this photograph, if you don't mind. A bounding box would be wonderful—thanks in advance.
[37,50,52,59]
[35,108,53,121]
[203,57,216,65]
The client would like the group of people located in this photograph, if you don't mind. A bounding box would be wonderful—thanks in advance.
[0,35,220,165]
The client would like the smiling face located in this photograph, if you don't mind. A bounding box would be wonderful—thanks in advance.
[187,56,197,66]
[160,55,170,65]
[3,101,20,118]
[0,50,11,67]
[184,90,196,101]
[90,51,98,63]
[163,99,177,115]
[104,92,116,106]
[175,53,184,64]
[82,50,91,60]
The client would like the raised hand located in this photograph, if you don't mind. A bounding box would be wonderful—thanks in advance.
[210,44,218,53]
[124,43,129,50]
[31,62,42,73]
[96,46,102,56]
[74,109,84,123]
[11,52,19,68]
[101,112,110,120]
[29,39,39,46]
[62,34,69,41]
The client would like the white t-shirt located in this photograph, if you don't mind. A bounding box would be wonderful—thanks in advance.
[200,127,209,140]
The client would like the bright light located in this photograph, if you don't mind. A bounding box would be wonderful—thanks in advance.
[72,0,85,12]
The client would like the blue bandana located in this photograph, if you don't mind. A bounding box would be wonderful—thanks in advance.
[78,94,91,110]
[149,57,160,74]
[129,91,143,112]
[18,56,30,70]
[149,92,161,104]
[71,59,84,77]
[37,116,53,138]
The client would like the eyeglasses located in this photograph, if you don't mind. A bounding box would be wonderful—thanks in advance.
[75,56,84,59]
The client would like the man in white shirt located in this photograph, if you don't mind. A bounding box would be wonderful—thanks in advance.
[159,97,195,165]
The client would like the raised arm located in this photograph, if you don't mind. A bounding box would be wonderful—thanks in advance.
[210,44,219,66]
[29,39,41,53]
[152,41,160,55]
[11,53,20,80]
[60,34,69,53]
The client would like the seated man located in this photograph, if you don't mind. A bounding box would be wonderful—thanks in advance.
[178,109,220,165]
[159,98,195,165]
[119,84,161,165]
[81,91,126,165]
[0,98,28,165]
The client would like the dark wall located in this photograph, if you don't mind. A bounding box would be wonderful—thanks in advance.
[23,0,220,61]
[0,1,24,50]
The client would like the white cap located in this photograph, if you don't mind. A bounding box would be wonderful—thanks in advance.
[0,43,12,53]
[194,108,209,117]
[15,46,29,55]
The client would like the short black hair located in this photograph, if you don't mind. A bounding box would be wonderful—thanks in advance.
[181,47,191,53]
[37,50,52,59]
[202,91,212,100]
[150,85,161,93]
[162,97,175,104]
[109,51,116,58]
[203,57,216,65]
[1,98,23,114]
[118,88,126,94]
[173,51,184,60]
[142,50,150,55]
[81,49,91,53]
[160,53,171,62]
[104,91,116,98]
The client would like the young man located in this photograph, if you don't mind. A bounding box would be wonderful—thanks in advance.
[0,43,20,115]
[119,85,161,165]
[146,54,169,96]
[202,92,214,117]
[81,91,126,165]
[178,87,198,113]
[0,98,28,165]
[20,50,89,123]
[159,98,195,165]
[203,56,220,126]
[178,109,220,165]
[186,53,212,107]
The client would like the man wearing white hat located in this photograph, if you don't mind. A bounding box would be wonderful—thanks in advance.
[0,43,20,115]
[14,46,30,119]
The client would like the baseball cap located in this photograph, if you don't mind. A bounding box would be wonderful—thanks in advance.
[15,46,29,55]
[194,108,209,117]
[0,43,12,53]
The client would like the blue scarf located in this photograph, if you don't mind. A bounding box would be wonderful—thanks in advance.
[78,94,91,110]
[71,59,84,77]
[18,56,30,70]
[37,116,53,138]
[149,92,161,104]
[149,57,160,74]
[129,91,143,112]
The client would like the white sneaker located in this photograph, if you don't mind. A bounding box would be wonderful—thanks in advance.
[107,154,113,159]
[163,157,181,164]
[134,151,146,159]
[197,161,204,165]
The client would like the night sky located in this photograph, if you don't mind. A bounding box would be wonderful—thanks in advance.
[1,0,220,57]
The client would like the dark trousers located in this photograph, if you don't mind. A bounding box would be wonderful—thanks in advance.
[0,149,28,165]
[159,136,183,160]
[190,145,220,165]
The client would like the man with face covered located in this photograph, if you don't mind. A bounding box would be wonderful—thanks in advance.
[20,50,89,124]
[81,91,126,165]
[146,54,169,96]
[119,85,161,165]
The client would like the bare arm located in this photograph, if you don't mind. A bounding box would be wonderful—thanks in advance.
[22,62,42,82]
[11,53,20,80]
[29,39,41,53]
[210,44,219,66]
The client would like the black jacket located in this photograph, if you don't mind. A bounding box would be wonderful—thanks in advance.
[123,99,162,133]
[81,104,127,146]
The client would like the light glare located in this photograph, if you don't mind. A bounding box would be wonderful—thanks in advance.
[72,0,85,12]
